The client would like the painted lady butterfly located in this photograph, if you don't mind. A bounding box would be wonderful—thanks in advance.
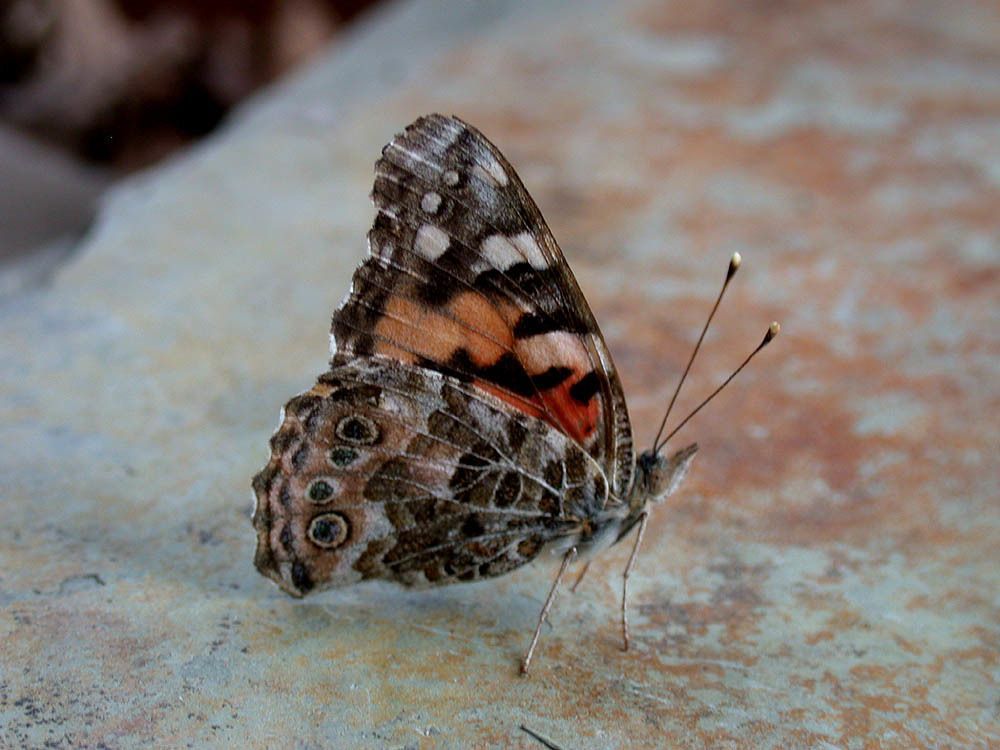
[251,114,778,673]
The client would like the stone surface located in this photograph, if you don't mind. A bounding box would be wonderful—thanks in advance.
[1,0,998,747]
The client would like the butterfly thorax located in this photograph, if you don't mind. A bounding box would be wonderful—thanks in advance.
[553,442,698,562]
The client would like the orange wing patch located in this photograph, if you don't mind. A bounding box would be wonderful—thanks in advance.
[367,288,602,448]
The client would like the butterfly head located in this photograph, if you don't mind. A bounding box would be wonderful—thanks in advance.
[634,443,698,507]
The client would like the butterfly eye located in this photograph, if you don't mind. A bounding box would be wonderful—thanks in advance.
[306,478,337,504]
[335,415,380,445]
[327,446,358,468]
[308,512,350,549]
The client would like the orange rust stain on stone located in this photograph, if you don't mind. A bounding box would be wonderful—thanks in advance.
[892,633,923,656]
[658,660,727,682]
[805,629,835,645]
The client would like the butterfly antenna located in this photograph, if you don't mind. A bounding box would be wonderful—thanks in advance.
[650,252,742,451]
[655,321,780,453]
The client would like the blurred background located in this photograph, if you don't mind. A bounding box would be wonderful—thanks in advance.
[2,1,997,745]
[0,0,384,266]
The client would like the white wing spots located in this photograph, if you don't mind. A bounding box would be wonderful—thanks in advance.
[516,330,591,373]
[481,234,523,270]
[443,170,460,186]
[473,160,509,188]
[480,232,549,270]
[481,150,509,186]
[469,145,509,187]
[420,192,442,214]
[414,224,450,260]
[511,232,547,268]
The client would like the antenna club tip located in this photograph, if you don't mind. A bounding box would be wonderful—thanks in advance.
[762,320,781,344]
[726,252,742,280]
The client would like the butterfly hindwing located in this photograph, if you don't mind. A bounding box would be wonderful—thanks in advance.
[332,114,635,497]
[252,357,609,594]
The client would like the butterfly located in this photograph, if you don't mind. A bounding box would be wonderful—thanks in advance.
[251,114,778,674]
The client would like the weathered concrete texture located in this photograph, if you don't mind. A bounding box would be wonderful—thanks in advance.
[1,0,998,747]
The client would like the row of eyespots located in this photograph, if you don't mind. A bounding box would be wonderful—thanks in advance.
[304,413,381,549]
[335,414,379,445]
[308,512,349,548]
[304,413,383,505]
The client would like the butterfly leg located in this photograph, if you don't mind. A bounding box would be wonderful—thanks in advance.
[570,561,592,593]
[520,546,578,675]
[621,512,649,652]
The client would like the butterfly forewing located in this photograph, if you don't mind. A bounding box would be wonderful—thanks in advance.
[331,114,635,497]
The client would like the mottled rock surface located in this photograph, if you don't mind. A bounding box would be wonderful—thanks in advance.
[1,0,997,747]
